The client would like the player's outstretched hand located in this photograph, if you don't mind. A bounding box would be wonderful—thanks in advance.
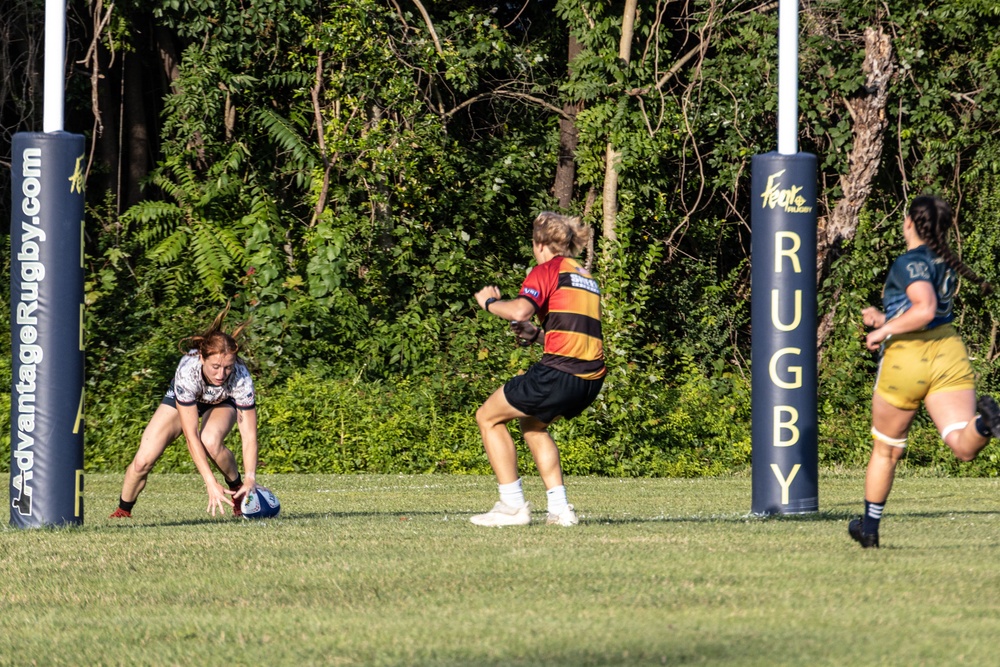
[865,326,891,352]
[475,285,501,311]
[206,480,235,516]
[861,306,886,329]
[226,479,257,504]
[510,320,540,346]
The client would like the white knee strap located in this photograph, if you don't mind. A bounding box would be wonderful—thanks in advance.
[871,427,907,448]
[940,421,968,442]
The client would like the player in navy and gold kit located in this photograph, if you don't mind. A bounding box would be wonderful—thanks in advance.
[471,212,604,527]
[850,195,1000,547]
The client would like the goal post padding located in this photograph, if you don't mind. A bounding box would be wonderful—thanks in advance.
[750,151,819,515]
[9,132,86,528]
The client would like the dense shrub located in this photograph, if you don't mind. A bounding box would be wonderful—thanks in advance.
[5,1,1000,483]
[72,350,753,478]
[4,311,1000,479]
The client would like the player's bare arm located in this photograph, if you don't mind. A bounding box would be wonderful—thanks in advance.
[475,286,535,322]
[177,403,233,516]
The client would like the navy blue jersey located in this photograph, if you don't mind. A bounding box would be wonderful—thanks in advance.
[882,245,956,330]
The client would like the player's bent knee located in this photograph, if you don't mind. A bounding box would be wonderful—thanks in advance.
[940,421,968,443]
[131,458,156,476]
[202,438,229,458]
[871,427,907,449]
[474,405,492,427]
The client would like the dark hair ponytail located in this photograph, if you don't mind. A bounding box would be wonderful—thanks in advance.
[908,195,993,295]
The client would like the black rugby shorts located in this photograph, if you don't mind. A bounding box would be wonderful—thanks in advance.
[503,363,603,424]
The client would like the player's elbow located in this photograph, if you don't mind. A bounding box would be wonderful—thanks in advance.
[914,303,937,328]
[508,299,535,322]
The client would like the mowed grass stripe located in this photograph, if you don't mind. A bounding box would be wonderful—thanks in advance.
[2,473,999,666]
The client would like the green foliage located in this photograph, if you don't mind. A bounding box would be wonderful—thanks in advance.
[82,301,209,472]
[573,354,752,478]
[150,0,314,67]
[257,371,490,474]
[9,0,1000,479]
[817,207,890,415]
[957,140,1000,398]
[888,0,1000,190]
[78,332,753,478]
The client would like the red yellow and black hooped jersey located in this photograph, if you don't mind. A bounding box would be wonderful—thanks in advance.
[518,256,605,380]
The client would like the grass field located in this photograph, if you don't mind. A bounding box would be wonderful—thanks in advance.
[2,472,1000,666]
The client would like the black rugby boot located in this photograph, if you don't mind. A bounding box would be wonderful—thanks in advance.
[848,517,879,549]
[977,395,1000,437]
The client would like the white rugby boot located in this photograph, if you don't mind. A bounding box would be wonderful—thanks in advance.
[470,501,532,527]
[546,504,578,526]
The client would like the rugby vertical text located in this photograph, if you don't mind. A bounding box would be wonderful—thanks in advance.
[750,153,819,514]
[9,132,86,528]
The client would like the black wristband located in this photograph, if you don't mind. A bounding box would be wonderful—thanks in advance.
[484,297,498,313]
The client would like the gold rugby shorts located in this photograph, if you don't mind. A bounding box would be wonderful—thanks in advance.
[874,324,975,410]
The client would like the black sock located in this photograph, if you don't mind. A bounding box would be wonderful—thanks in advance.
[118,497,136,512]
[226,473,243,490]
[862,499,884,535]
[975,415,992,438]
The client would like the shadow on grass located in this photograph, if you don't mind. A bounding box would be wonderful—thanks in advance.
[581,506,1000,526]
[101,506,1000,529]
[419,646,739,667]
[585,510,847,525]
[106,509,462,528]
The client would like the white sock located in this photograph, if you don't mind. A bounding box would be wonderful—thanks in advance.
[498,479,526,508]
[546,485,569,516]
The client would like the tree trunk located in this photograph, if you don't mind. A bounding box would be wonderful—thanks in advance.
[602,144,620,242]
[153,24,182,94]
[93,48,121,209]
[122,52,151,208]
[553,35,583,209]
[816,27,895,350]
[602,0,638,242]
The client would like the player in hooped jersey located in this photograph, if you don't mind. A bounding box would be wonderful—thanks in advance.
[850,195,1000,547]
[110,307,261,518]
[471,212,605,527]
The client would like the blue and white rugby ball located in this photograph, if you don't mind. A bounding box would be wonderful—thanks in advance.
[241,487,281,519]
